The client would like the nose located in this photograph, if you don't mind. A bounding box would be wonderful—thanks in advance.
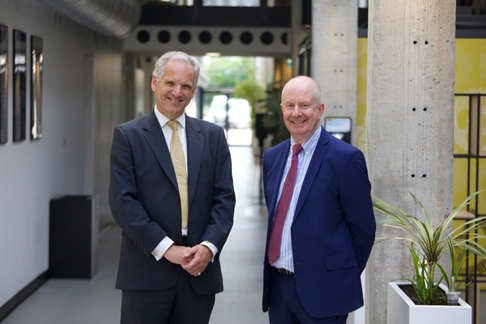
[172,85,183,97]
[291,105,303,116]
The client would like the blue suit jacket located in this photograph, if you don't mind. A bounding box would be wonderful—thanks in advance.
[109,111,235,295]
[262,127,375,318]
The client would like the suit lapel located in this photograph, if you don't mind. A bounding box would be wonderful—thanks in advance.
[268,140,291,226]
[142,111,178,190]
[185,115,204,208]
[293,127,329,221]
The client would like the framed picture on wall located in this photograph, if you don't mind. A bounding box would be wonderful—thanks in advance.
[0,25,7,144]
[31,36,42,140]
[13,29,26,142]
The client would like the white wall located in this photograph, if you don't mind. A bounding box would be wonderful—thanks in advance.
[92,34,124,229]
[0,0,95,307]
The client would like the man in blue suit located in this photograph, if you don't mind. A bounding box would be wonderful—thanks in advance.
[109,51,235,324]
[262,76,375,323]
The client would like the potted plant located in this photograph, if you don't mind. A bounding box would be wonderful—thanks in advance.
[387,281,471,324]
[373,191,486,323]
[439,237,470,306]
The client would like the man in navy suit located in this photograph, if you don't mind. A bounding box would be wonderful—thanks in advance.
[262,76,375,323]
[109,51,235,324]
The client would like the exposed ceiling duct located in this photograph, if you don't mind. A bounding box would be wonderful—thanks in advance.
[38,0,143,39]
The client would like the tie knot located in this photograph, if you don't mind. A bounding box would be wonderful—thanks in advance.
[292,144,303,156]
[167,120,178,131]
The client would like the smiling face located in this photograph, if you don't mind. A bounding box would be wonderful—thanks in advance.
[151,59,196,119]
[281,77,324,144]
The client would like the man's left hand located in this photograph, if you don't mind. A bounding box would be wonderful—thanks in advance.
[182,244,213,277]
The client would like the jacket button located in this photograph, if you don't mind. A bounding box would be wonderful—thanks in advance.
[176,199,180,204]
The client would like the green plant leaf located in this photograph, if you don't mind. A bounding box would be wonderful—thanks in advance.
[373,190,485,304]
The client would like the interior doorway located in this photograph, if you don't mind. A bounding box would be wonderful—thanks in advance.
[202,90,252,146]
[199,55,272,147]
[125,54,280,148]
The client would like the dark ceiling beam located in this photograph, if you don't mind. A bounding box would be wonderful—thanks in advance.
[456,14,486,29]
[139,4,485,32]
[139,5,291,27]
[38,0,142,38]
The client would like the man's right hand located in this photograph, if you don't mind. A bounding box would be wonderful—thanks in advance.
[164,245,193,265]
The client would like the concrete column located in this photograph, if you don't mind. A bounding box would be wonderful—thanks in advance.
[291,0,311,77]
[311,0,358,145]
[366,1,456,324]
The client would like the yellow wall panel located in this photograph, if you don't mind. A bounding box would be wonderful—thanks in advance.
[356,38,368,153]
[454,158,469,208]
[455,39,486,94]
[454,96,470,155]
[453,39,486,217]
[479,159,486,214]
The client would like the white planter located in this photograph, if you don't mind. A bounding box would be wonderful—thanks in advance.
[387,282,471,324]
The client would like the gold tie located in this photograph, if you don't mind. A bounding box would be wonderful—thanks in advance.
[167,120,188,229]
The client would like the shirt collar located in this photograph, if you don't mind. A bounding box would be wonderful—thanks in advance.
[290,126,321,155]
[154,106,186,130]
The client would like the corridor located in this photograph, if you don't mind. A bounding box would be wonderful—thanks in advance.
[2,146,269,324]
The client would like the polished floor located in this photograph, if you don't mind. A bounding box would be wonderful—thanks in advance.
[2,146,269,324]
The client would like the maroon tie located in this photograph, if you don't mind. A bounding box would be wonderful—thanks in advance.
[267,144,303,265]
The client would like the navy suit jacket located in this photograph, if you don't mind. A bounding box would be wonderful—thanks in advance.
[109,111,235,295]
[262,127,375,318]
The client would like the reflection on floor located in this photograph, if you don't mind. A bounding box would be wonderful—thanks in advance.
[2,146,269,324]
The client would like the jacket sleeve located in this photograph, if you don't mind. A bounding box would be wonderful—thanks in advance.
[109,125,167,258]
[339,149,376,273]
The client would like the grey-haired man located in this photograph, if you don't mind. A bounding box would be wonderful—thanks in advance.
[109,51,235,324]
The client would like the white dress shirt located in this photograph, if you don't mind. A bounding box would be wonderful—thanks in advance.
[151,107,218,261]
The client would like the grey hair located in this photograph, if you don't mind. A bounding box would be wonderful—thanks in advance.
[152,51,200,90]
[281,76,323,106]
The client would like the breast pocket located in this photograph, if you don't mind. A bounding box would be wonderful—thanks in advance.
[314,175,334,185]
[201,156,212,167]
[198,156,213,183]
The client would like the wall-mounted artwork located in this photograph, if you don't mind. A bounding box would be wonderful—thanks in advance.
[0,25,7,144]
[31,36,42,140]
[13,30,26,142]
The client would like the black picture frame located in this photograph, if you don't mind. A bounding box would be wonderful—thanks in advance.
[31,36,42,140]
[13,29,26,142]
[0,25,7,144]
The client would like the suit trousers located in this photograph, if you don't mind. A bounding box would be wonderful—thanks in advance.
[268,267,348,324]
[121,269,215,324]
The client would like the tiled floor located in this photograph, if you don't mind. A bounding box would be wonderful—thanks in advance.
[2,146,269,324]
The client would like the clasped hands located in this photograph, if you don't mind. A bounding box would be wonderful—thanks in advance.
[164,244,212,277]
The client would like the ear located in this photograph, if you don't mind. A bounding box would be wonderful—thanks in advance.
[318,103,325,117]
[151,75,158,92]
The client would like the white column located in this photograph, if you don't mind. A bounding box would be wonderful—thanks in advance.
[366,1,456,323]
[291,0,311,77]
[311,0,358,145]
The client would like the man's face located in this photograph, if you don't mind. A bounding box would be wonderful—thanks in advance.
[281,77,324,144]
[151,60,196,120]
